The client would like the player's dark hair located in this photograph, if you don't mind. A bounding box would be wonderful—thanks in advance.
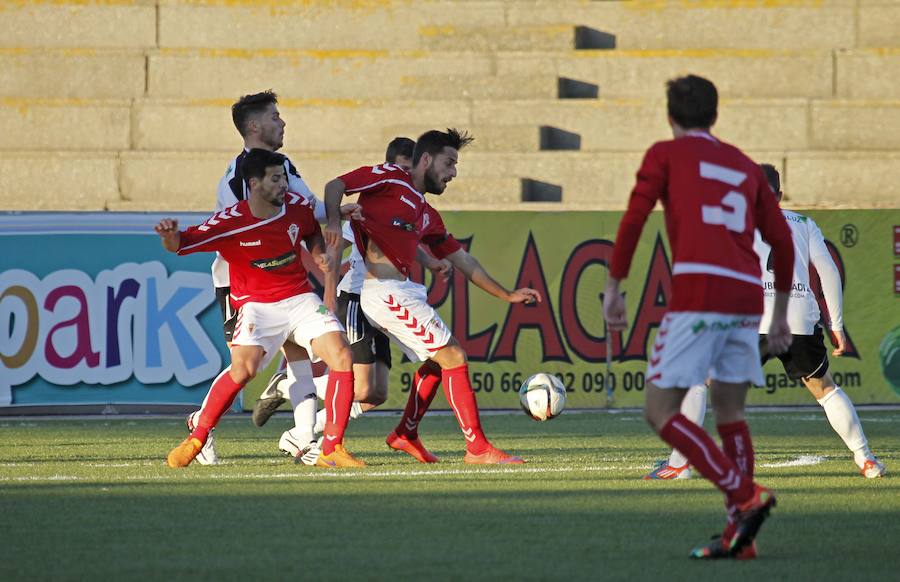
[666,75,718,129]
[412,128,474,166]
[242,148,286,182]
[232,90,278,137]
[760,163,781,194]
[385,137,415,163]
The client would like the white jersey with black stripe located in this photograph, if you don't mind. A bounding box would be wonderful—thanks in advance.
[755,210,843,335]
[211,149,325,288]
[337,221,367,295]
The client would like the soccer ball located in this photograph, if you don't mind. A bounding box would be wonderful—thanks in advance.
[518,373,566,421]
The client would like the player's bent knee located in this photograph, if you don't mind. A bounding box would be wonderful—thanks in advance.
[228,364,256,385]
[434,343,467,369]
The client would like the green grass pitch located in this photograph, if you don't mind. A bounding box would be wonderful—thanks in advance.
[1,409,897,581]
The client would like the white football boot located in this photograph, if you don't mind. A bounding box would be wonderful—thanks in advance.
[186,411,220,466]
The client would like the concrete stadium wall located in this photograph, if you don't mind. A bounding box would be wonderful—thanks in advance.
[0,0,898,211]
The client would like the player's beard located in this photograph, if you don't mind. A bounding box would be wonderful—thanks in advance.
[263,126,284,151]
[423,165,446,194]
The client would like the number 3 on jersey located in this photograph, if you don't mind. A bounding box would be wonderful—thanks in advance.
[699,161,748,233]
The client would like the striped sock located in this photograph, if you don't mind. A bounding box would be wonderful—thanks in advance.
[659,414,754,506]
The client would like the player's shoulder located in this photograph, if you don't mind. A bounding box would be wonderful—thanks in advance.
[285,192,315,211]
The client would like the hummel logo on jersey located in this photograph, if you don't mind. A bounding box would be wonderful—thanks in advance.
[240,240,261,247]
[399,195,417,209]
[287,223,299,245]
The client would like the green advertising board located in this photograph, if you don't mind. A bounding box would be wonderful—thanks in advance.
[362,209,900,410]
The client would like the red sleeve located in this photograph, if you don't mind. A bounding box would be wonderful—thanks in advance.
[177,208,239,255]
[609,144,667,280]
[421,206,462,259]
[338,164,394,194]
[754,170,794,293]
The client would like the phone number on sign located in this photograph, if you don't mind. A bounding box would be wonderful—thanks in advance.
[400,371,646,394]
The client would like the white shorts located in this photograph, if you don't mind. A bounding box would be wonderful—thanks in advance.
[231,293,344,369]
[647,311,764,389]
[360,278,452,362]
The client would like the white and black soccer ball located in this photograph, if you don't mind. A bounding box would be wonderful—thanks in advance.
[518,373,566,421]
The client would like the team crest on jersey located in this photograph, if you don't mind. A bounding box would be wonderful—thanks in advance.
[248,323,256,334]
[287,223,299,245]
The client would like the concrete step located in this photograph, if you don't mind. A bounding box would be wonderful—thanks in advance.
[0,1,156,49]
[145,49,497,99]
[5,149,898,211]
[496,49,836,99]
[469,98,812,151]
[507,1,857,51]
[0,49,146,100]
[420,25,575,52]
[6,96,900,154]
[0,152,120,210]
[0,99,132,151]
[836,49,900,98]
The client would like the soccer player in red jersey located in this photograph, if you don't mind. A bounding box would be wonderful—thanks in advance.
[323,129,540,464]
[156,149,363,469]
[603,75,795,559]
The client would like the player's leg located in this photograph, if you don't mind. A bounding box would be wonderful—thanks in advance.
[185,286,238,464]
[387,359,443,463]
[785,329,886,477]
[428,339,524,464]
[693,320,775,559]
[309,330,363,467]
[168,344,266,468]
[274,342,321,464]
[806,373,885,477]
[644,383,707,479]
[312,293,388,434]
[251,354,293,427]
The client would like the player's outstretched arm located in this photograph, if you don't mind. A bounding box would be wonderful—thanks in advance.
[154,219,181,253]
[445,249,539,304]
[323,178,348,248]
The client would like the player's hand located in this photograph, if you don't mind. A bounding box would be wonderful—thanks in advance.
[427,258,453,281]
[340,203,364,221]
[766,316,792,355]
[603,290,628,331]
[323,222,342,249]
[832,329,847,357]
[509,288,541,305]
[154,218,179,236]
[314,251,333,273]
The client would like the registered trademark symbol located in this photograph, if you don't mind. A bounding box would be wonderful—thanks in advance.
[840,224,858,247]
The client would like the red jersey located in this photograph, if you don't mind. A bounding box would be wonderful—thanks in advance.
[177,193,321,307]
[339,163,461,276]
[610,132,794,315]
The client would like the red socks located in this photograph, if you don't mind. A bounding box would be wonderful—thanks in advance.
[193,367,244,444]
[659,414,754,506]
[396,362,443,439]
[718,420,755,542]
[718,420,755,480]
[442,364,490,455]
[322,370,354,456]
